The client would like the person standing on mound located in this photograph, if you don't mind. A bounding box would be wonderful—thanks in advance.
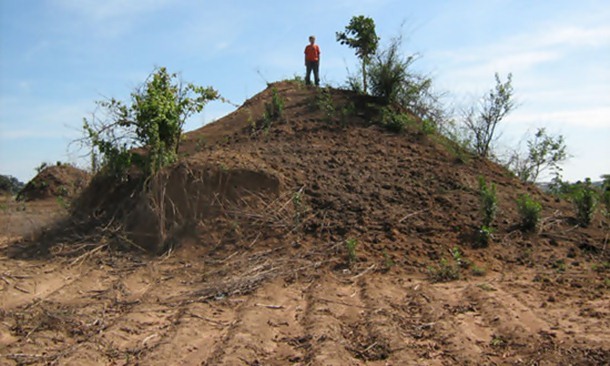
[304,35,321,86]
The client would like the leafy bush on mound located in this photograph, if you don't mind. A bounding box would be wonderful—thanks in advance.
[83,66,219,179]
[516,194,542,232]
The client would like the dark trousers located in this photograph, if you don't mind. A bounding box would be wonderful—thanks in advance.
[305,60,319,86]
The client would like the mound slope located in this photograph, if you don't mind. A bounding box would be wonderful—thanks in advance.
[1,81,609,364]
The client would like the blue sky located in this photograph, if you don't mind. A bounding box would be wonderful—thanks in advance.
[1,0,609,183]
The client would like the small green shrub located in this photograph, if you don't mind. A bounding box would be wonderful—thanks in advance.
[471,265,486,276]
[313,87,335,122]
[265,87,284,120]
[382,250,395,270]
[285,74,305,87]
[474,225,494,248]
[428,258,460,282]
[339,102,356,127]
[56,196,69,209]
[379,106,414,133]
[573,178,598,227]
[592,262,610,273]
[35,162,49,174]
[490,335,506,348]
[292,191,304,226]
[421,119,436,135]
[451,246,470,268]
[478,177,497,228]
[552,259,566,273]
[345,238,358,264]
[601,174,610,215]
[516,194,542,232]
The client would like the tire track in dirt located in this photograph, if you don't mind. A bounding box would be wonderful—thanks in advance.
[201,280,308,365]
[498,270,610,347]
[297,271,371,365]
[356,274,445,365]
[1,252,210,364]
[0,260,91,310]
[140,301,237,365]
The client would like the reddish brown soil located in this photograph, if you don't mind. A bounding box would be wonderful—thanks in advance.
[1,81,609,365]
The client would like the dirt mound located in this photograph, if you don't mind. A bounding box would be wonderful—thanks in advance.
[17,164,90,202]
[2,81,609,364]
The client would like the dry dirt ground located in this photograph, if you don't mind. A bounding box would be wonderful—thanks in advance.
[1,82,609,365]
[1,201,609,366]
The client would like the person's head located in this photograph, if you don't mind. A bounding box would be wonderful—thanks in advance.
[309,36,316,45]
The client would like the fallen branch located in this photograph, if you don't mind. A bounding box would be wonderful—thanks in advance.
[399,209,429,223]
[351,264,376,280]
[69,243,107,267]
[187,312,229,326]
[317,297,372,310]
[14,285,30,294]
[255,303,284,309]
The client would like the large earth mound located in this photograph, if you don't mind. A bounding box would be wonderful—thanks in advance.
[17,164,90,202]
[1,81,609,365]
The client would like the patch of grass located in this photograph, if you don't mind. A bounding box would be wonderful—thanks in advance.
[339,102,357,127]
[428,247,484,282]
[313,87,336,122]
[433,135,471,164]
[291,190,304,226]
[378,106,415,133]
[57,185,69,197]
[382,250,395,270]
[266,87,284,119]
[195,136,206,151]
[451,246,471,269]
[427,258,460,283]
[477,283,496,291]
[421,118,436,135]
[284,74,305,88]
[551,259,566,273]
[471,265,486,277]
[592,262,610,273]
[345,238,358,264]
[490,335,506,348]
[56,196,69,209]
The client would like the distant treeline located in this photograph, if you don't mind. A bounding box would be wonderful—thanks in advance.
[0,174,24,195]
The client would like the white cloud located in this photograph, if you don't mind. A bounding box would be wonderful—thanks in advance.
[433,24,610,86]
[57,0,172,21]
[55,0,173,38]
[530,25,610,48]
[510,107,610,129]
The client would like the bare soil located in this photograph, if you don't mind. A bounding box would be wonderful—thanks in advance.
[1,82,609,365]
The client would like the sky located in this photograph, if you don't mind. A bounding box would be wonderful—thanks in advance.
[1,0,609,183]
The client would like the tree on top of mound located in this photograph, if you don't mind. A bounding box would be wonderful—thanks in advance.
[82,67,219,179]
[336,15,380,94]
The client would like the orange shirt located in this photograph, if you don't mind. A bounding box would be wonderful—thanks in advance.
[304,44,320,61]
